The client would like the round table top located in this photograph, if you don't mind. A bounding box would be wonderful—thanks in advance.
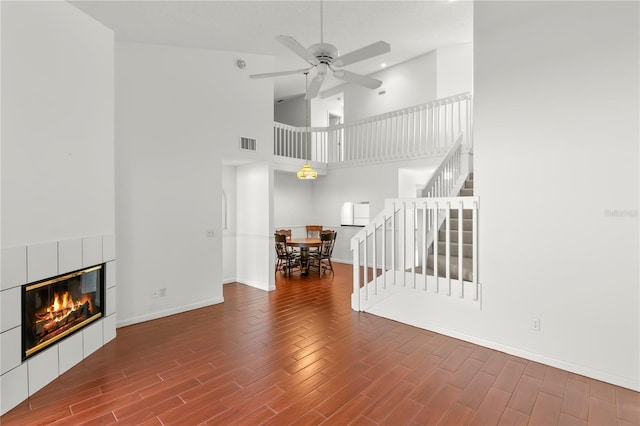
[286,237,321,247]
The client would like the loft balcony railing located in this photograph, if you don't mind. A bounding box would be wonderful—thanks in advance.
[273,92,473,165]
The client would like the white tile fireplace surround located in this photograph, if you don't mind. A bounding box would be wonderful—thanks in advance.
[0,235,116,415]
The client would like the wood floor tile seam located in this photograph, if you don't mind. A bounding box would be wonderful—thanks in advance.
[3,265,639,426]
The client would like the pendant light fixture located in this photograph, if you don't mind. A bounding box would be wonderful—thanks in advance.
[297,72,318,180]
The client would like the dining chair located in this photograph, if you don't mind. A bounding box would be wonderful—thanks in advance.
[309,230,337,276]
[306,225,323,238]
[274,229,292,238]
[274,233,300,276]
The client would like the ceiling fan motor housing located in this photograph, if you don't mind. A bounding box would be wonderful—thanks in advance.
[308,43,339,65]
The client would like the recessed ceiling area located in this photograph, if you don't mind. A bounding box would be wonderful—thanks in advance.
[70,1,473,100]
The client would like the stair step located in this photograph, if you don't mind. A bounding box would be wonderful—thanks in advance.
[426,254,473,281]
[436,242,473,258]
[447,218,473,230]
[449,209,473,219]
[439,229,472,243]
[459,188,474,196]
[464,180,474,189]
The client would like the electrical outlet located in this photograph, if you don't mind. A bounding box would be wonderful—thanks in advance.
[159,287,166,297]
[152,288,159,299]
[206,230,215,238]
[531,318,540,331]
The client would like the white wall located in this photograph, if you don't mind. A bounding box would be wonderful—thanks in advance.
[1,1,115,414]
[436,43,473,99]
[115,42,274,326]
[342,51,437,123]
[1,2,115,246]
[474,0,639,389]
[235,162,274,290]
[274,171,314,237]
[274,96,305,126]
[274,95,329,128]
[222,165,237,283]
[371,0,640,391]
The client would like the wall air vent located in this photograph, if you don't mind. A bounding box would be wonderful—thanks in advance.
[240,137,257,152]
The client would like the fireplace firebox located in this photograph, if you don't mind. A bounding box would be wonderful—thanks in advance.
[22,264,105,360]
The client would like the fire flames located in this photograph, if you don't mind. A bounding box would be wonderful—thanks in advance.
[41,292,93,321]
[34,291,94,340]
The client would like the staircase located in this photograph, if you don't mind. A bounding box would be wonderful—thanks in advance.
[348,104,478,312]
[426,173,474,281]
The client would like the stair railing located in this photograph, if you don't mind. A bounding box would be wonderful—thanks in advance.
[274,92,472,165]
[351,196,479,312]
[421,133,468,198]
[417,133,472,256]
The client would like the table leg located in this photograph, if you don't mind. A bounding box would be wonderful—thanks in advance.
[300,247,310,275]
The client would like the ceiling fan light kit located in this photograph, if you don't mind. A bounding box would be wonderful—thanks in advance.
[249,2,390,100]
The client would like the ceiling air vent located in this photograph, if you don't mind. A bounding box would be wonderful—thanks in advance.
[240,137,257,152]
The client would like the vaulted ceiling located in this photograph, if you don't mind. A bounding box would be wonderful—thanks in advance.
[71,0,473,100]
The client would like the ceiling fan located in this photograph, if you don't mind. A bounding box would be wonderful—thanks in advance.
[249,2,390,99]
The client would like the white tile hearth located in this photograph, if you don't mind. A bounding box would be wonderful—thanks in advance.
[1,327,21,375]
[28,347,59,396]
[83,321,103,358]
[104,314,117,344]
[58,238,83,274]
[106,260,116,288]
[0,287,21,332]
[103,234,116,261]
[107,286,116,316]
[1,246,26,291]
[1,364,28,415]
[1,233,117,416]
[27,242,58,283]
[83,236,103,267]
[58,332,84,374]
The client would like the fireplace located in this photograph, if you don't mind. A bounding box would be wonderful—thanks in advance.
[22,264,105,360]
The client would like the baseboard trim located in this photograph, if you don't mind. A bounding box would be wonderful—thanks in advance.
[367,305,640,392]
[116,297,224,328]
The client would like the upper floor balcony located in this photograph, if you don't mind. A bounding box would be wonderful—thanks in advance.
[271,92,473,169]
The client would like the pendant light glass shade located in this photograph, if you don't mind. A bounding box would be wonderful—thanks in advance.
[298,72,317,180]
[297,163,318,179]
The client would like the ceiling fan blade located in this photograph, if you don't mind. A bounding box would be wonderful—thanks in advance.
[332,41,391,68]
[276,35,320,66]
[333,69,382,90]
[249,68,311,79]
[305,75,324,99]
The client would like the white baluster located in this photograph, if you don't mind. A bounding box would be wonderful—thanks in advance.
[422,201,427,290]
[445,201,451,295]
[382,215,387,290]
[458,201,464,298]
[372,225,378,295]
[363,232,368,300]
[433,200,439,293]
[473,200,479,301]
[391,202,397,285]
[352,239,361,311]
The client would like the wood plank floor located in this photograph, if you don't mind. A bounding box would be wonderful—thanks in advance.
[2,263,638,425]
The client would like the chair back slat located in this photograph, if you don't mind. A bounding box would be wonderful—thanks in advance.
[306,225,323,238]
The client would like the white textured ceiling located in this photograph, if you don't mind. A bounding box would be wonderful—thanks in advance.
[71,0,473,100]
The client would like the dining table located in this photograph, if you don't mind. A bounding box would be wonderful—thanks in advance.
[286,237,321,275]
